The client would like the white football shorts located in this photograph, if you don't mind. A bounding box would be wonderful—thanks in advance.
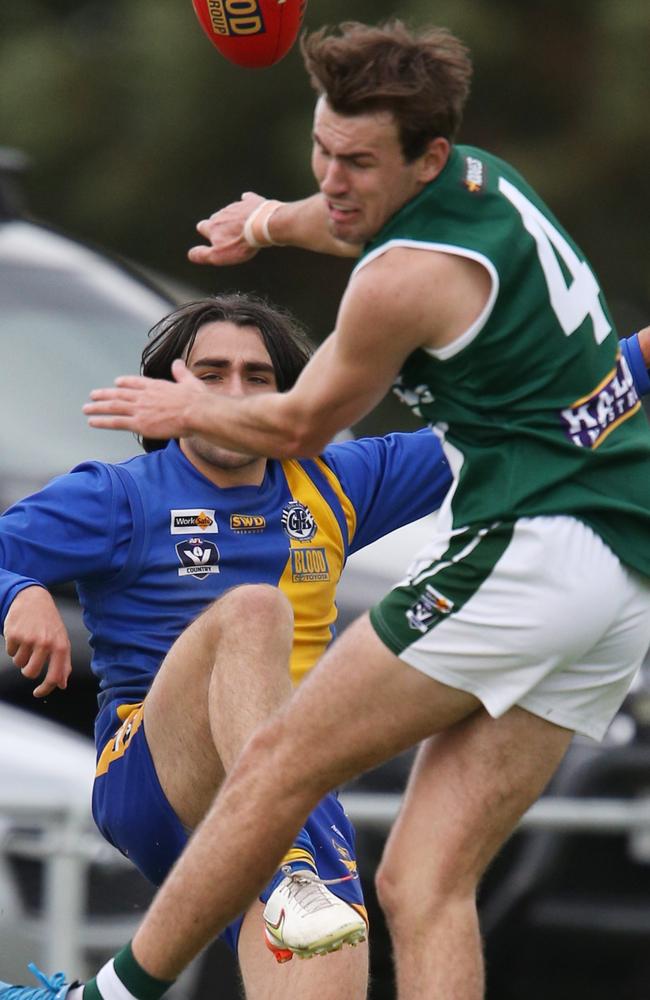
[369,516,650,740]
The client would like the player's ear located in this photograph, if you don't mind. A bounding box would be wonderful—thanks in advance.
[417,137,451,184]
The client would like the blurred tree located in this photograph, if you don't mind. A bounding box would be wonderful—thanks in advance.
[1,0,648,433]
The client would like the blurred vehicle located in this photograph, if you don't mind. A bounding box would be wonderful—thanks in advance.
[0,149,243,994]
[0,145,170,979]
[0,148,180,731]
[2,149,650,998]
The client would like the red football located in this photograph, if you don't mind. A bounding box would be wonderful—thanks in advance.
[191,0,307,69]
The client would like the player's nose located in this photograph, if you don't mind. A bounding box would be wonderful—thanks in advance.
[320,158,349,196]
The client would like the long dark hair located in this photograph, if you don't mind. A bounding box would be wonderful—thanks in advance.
[140,293,314,452]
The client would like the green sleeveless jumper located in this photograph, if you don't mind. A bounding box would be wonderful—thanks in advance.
[355,145,650,579]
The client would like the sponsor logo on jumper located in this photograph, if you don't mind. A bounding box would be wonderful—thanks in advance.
[392,375,435,418]
[170,509,218,534]
[175,538,220,579]
[291,546,329,582]
[559,354,641,449]
[230,513,266,533]
[207,0,265,37]
[281,501,317,541]
[462,155,486,193]
[406,584,455,633]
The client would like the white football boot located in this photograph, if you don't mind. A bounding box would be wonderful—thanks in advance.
[263,870,367,962]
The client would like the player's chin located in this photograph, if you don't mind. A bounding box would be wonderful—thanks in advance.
[202,446,257,469]
[216,453,256,468]
[329,217,365,245]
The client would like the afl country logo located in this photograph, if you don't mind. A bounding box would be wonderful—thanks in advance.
[406,584,454,633]
[281,501,317,541]
[175,538,220,579]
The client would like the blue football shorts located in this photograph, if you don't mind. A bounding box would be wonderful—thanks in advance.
[91,702,366,951]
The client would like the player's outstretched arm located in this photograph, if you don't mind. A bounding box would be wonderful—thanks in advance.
[3,586,72,698]
[621,327,650,397]
[86,246,477,454]
[188,191,360,267]
[636,326,650,367]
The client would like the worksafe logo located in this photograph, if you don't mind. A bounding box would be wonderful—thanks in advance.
[170,509,218,534]
[230,513,266,533]
[291,547,329,582]
[406,584,454,633]
[175,538,220,579]
[281,501,317,541]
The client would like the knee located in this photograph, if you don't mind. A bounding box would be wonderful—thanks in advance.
[201,584,294,642]
[375,855,409,929]
[216,583,293,624]
[375,849,478,935]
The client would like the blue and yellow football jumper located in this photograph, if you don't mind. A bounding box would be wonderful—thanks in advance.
[0,429,451,950]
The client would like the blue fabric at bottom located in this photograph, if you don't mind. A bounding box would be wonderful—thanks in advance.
[92,712,365,952]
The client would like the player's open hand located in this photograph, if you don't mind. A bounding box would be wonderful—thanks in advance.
[4,586,72,698]
[188,191,266,266]
[84,360,206,440]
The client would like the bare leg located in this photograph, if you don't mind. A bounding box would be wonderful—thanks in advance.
[237,903,369,1000]
[376,707,573,999]
[143,583,295,826]
[131,613,481,978]
[142,584,368,1000]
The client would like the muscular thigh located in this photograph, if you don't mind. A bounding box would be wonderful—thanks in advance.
[379,706,573,894]
[370,515,650,740]
[260,613,481,798]
[144,607,226,828]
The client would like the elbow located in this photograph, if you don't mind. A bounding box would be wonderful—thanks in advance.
[275,413,332,458]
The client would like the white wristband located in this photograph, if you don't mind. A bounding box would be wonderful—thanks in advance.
[242,200,284,249]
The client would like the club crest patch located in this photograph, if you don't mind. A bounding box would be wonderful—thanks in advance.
[175,537,220,579]
[281,500,317,541]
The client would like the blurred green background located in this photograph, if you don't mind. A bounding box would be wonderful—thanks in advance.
[2,0,649,435]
